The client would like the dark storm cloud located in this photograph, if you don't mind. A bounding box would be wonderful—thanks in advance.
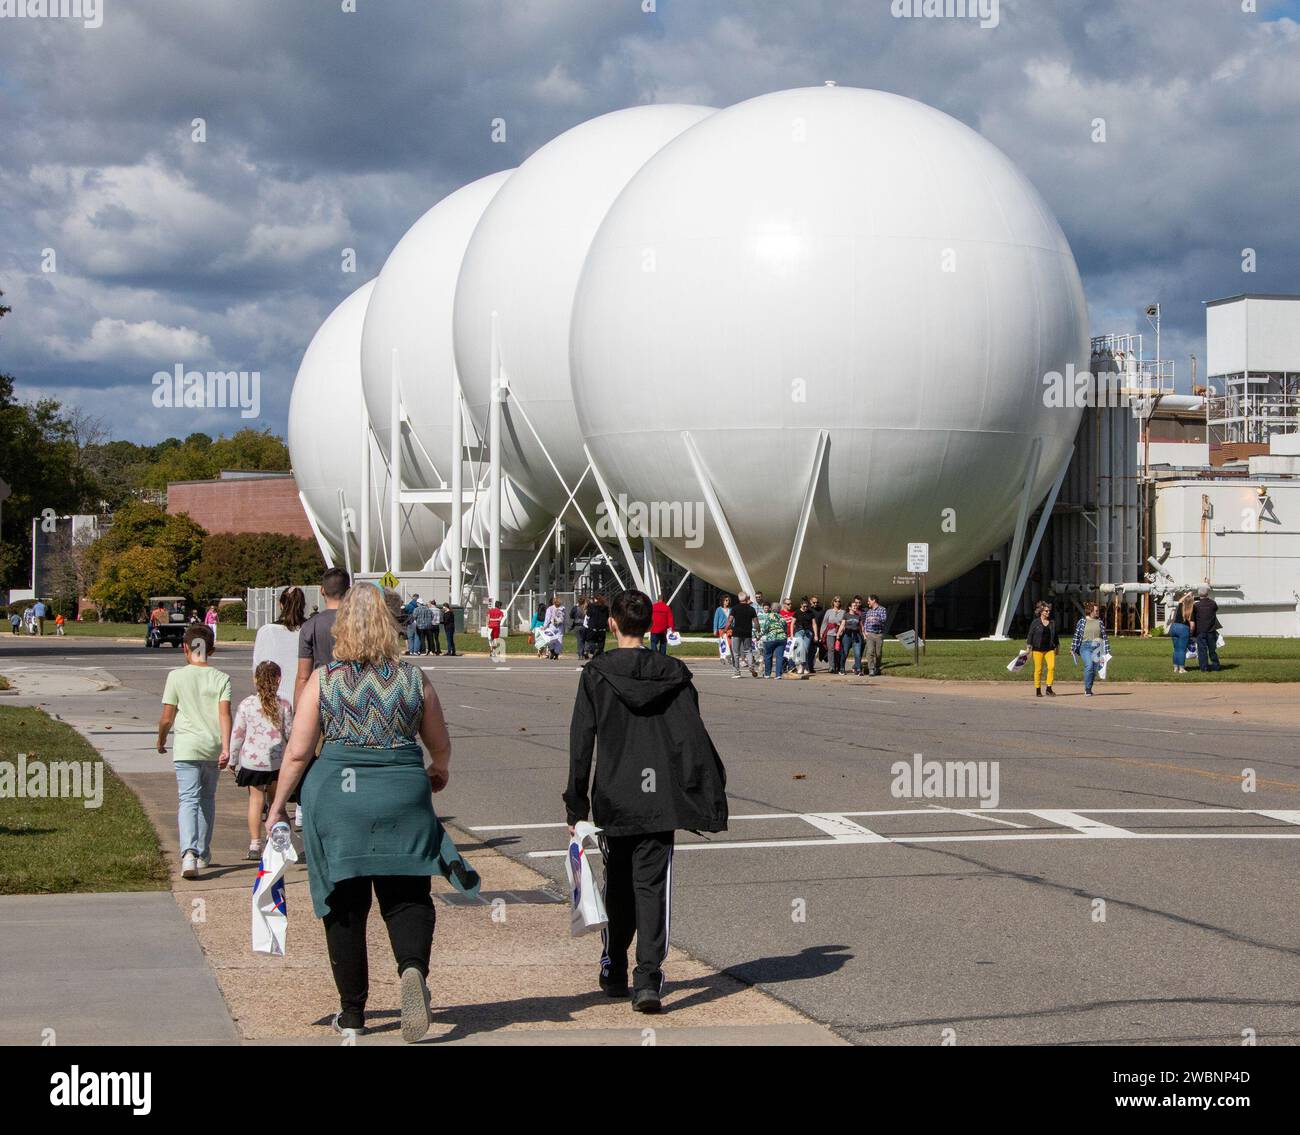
[1,0,1297,441]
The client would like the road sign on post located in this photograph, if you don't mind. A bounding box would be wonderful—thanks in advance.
[905,545,928,666]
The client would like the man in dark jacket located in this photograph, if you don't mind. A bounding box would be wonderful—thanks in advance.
[565,589,728,1013]
[1190,585,1221,672]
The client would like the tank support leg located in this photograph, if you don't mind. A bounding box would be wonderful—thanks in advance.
[781,429,829,602]
[681,431,756,600]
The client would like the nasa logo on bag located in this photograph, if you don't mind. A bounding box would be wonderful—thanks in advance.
[568,841,584,904]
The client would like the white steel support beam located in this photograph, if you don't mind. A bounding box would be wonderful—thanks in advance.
[682,430,756,600]
[299,491,335,570]
[337,488,354,579]
[450,356,464,605]
[1000,446,1073,639]
[584,444,645,593]
[781,429,829,602]
[487,312,503,604]
[389,347,403,573]
[991,437,1043,639]
[359,404,371,574]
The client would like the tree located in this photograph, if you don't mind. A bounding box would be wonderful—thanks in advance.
[187,532,325,600]
[88,546,182,621]
[83,501,208,617]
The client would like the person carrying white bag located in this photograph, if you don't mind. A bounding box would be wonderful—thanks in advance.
[566,821,608,936]
[564,590,729,1014]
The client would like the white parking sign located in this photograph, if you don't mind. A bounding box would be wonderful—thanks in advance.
[907,542,929,573]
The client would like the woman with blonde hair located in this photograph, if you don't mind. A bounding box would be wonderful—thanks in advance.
[229,661,292,860]
[1169,591,1193,674]
[267,582,452,1042]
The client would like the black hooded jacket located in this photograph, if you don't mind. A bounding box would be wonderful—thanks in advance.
[565,648,728,836]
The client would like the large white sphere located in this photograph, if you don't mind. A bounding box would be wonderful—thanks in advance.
[571,86,1088,598]
[288,280,441,569]
[360,171,552,546]
[455,104,716,520]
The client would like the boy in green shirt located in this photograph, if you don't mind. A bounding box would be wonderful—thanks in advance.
[157,626,232,878]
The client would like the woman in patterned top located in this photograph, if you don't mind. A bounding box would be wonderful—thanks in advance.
[229,661,293,861]
[267,583,452,1043]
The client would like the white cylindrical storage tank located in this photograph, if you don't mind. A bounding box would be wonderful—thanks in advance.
[288,280,441,571]
[571,86,1089,598]
[454,104,716,522]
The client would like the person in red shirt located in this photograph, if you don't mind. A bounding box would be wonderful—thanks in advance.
[649,594,675,654]
[486,600,505,661]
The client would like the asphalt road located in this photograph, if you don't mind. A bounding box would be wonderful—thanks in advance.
[5,635,1298,1046]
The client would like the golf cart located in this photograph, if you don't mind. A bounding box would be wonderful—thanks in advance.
[146,596,190,648]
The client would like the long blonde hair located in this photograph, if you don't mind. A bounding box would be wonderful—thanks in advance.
[332,583,401,666]
[1180,592,1195,621]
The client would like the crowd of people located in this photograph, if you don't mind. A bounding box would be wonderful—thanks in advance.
[399,594,458,657]
[9,599,63,635]
[711,592,889,679]
[151,569,724,1038]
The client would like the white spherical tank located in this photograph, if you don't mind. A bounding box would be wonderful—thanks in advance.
[362,171,510,490]
[288,280,441,569]
[570,86,1088,599]
[454,104,717,520]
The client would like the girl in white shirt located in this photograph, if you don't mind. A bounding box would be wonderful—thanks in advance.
[230,661,293,860]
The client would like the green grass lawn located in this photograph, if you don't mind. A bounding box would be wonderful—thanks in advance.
[55,621,258,642]
[709,636,1298,683]
[0,707,169,894]
[505,633,1300,682]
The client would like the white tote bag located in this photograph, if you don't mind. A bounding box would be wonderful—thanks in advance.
[1007,650,1029,673]
[666,629,682,646]
[718,637,730,659]
[566,821,608,937]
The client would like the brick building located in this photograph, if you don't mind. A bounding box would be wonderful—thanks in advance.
[166,471,315,540]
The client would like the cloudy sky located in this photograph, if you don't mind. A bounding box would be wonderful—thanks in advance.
[1,0,1297,443]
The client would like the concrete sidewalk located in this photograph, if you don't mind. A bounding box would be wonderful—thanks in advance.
[1,654,844,1046]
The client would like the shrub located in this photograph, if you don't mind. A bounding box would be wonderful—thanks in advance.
[218,600,246,625]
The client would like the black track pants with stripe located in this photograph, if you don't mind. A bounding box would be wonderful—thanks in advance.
[599,831,674,993]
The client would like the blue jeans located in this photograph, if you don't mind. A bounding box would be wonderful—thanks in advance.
[793,630,812,668]
[1080,640,1101,693]
[649,632,667,654]
[841,632,864,674]
[1196,632,1220,671]
[175,760,220,859]
[406,623,420,653]
[762,638,787,677]
[1169,623,1190,668]
[444,626,455,654]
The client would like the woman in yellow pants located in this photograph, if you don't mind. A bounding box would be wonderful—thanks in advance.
[1025,601,1059,697]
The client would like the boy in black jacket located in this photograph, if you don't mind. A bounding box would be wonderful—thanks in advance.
[565,589,728,1013]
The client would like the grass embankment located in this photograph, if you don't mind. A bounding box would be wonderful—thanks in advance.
[0,706,169,894]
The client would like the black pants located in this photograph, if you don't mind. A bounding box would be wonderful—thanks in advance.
[586,630,606,657]
[575,626,587,658]
[322,875,435,1016]
[444,626,455,654]
[598,831,674,993]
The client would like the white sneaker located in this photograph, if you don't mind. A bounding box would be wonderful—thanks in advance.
[197,855,210,869]
[400,967,431,1043]
[181,851,198,879]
